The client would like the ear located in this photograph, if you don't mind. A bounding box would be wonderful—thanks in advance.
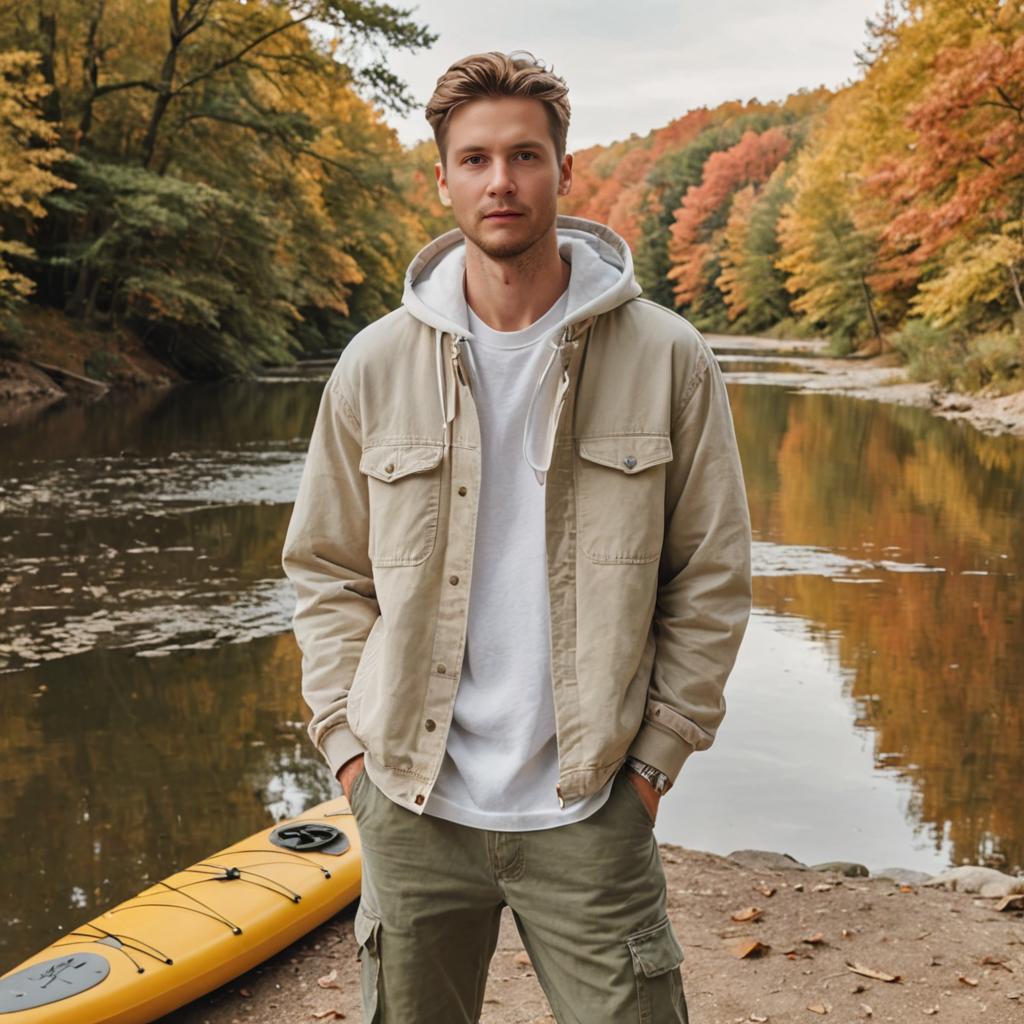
[435,160,452,207]
[557,152,573,197]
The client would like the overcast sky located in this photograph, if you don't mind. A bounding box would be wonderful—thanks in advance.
[372,0,886,152]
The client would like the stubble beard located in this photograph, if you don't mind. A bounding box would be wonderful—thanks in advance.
[460,210,556,269]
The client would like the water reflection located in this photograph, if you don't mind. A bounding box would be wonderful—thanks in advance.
[0,635,323,968]
[730,383,1023,873]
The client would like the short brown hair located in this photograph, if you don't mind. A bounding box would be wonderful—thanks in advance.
[425,50,571,169]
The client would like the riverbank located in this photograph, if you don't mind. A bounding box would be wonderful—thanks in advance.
[0,306,181,427]
[3,319,1022,439]
[711,335,1024,439]
[163,843,1024,1024]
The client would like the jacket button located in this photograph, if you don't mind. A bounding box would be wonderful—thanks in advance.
[449,574,459,585]
[457,485,467,496]
[384,462,395,474]
[436,663,447,674]
[424,718,436,731]
[623,455,637,469]
[415,794,424,805]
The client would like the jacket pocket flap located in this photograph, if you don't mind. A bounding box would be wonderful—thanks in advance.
[359,443,444,483]
[577,434,673,473]
[627,916,685,976]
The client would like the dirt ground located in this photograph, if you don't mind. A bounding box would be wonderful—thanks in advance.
[163,843,1024,1024]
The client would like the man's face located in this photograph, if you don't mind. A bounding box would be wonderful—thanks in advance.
[435,96,572,260]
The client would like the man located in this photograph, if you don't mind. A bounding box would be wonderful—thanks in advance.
[282,50,752,1024]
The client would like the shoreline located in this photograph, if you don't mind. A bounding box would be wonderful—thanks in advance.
[709,334,1024,439]
[163,843,1024,1024]
[3,333,1023,439]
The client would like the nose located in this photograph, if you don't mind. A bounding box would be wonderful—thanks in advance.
[487,157,516,196]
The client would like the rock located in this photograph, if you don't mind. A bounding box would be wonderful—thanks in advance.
[726,849,808,871]
[874,867,932,885]
[810,861,869,878]
[923,865,1024,898]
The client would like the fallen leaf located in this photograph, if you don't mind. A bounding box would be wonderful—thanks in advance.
[802,932,826,945]
[813,883,834,893]
[239,988,252,998]
[750,1015,769,1022]
[727,938,770,959]
[316,968,340,990]
[807,1003,830,1015]
[899,884,915,893]
[311,1012,346,1021]
[514,951,532,967]
[958,975,979,987]
[996,894,1024,912]
[731,906,763,923]
[755,883,776,898]
[845,961,901,983]
[980,954,1012,971]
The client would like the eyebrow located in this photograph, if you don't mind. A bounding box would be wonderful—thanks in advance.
[453,139,547,158]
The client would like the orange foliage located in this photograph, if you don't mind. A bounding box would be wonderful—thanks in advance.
[864,33,1024,294]
[666,128,791,306]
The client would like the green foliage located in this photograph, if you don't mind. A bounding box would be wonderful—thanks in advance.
[0,0,433,377]
[45,157,303,376]
[890,318,1024,393]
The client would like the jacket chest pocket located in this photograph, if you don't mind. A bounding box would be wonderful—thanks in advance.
[359,442,445,567]
[574,434,672,564]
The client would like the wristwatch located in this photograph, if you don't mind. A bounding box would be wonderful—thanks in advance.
[625,756,670,794]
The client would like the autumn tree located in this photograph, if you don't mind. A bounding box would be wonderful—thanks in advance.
[666,127,791,330]
[0,49,72,314]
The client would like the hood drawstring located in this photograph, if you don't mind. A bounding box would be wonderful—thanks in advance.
[435,327,463,454]
[437,316,595,487]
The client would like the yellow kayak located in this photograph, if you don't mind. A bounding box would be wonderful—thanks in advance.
[0,795,361,1023]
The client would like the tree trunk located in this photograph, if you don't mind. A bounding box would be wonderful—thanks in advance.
[1008,261,1024,313]
[859,273,884,353]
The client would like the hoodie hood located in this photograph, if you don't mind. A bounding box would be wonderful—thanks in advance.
[401,214,643,485]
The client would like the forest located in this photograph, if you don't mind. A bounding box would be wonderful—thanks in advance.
[1,0,1022,393]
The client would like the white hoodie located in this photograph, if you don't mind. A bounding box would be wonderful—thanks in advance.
[400,215,644,830]
[402,215,644,486]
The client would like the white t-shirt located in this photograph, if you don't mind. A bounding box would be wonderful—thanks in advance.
[422,281,616,830]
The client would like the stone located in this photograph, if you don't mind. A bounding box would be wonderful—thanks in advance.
[726,849,808,871]
[923,865,1024,898]
[810,861,870,878]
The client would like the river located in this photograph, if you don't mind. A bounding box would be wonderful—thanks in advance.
[1,340,1021,970]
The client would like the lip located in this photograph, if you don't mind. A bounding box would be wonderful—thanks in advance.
[484,211,523,219]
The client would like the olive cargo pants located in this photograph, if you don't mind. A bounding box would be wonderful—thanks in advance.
[348,763,689,1023]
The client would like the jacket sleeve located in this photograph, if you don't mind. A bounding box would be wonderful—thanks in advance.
[281,370,378,781]
[626,335,753,787]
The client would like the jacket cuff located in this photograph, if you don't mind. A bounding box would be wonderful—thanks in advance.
[318,725,367,782]
[626,720,697,788]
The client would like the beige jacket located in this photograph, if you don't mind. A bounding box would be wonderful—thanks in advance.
[281,215,752,815]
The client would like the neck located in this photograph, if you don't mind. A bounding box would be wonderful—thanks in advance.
[464,224,570,332]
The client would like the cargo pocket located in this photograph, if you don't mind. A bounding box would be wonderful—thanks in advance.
[626,916,688,1024]
[359,442,444,567]
[575,434,672,564]
[354,899,384,1022]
